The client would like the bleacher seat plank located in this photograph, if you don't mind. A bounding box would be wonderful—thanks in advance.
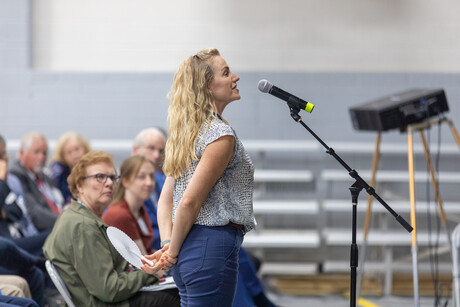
[324,228,449,246]
[331,142,460,155]
[243,230,320,248]
[321,169,460,183]
[323,199,460,214]
[254,170,313,182]
[242,140,319,152]
[253,200,319,215]
[323,261,452,273]
[259,262,317,275]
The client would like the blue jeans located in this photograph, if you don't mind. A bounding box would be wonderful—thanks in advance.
[172,224,244,307]
[0,295,39,307]
[0,238,45,307]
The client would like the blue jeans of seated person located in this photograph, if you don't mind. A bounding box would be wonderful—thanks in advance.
[172,224,244,307]
[0,238,45,307]
[232,247,264,307]
[0,294,39,307]
[13,230,50,257]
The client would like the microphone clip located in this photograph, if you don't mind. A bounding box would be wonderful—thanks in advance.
[289,106,301,122]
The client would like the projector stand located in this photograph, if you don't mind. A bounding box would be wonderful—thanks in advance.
[356,116,460,307]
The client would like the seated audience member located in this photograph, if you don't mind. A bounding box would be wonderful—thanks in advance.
[0,135,22,239]
[0,135,48,257]
[0,237,45,307]
[8,132,64,232]
[47,131,90,205]
[132,127,167,251]
[132,128,167,196]
[42,151,179,306]
[103,156,155,255]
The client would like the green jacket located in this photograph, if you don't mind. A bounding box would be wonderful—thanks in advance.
[43,200,158,306]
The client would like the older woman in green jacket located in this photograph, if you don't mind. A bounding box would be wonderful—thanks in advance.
[43,151,179,307]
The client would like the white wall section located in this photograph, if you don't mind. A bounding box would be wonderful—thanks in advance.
[32,0,460,72]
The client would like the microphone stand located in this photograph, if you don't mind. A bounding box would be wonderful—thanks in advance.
[287,106,413,307]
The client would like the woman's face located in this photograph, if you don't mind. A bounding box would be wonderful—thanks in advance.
[77,162,117,216]
[124,161,155,202]
[63,137,86,169]
[208,56,240,108]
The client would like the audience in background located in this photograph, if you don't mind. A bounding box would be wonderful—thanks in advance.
[1,134,49,307]
[0,237,45,307]
[0,134,48,257]
[43,151,179,306]
[132,127,167,251]
[103,155,155,255]
[47,131,90,205]
[8,132,64,232]
[132,128,167,198]
[2,128,274,306]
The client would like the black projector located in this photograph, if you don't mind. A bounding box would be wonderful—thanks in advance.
[349,88,449,132]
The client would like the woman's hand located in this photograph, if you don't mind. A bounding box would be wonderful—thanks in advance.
[158,243,178,270]
[140,249,163,274]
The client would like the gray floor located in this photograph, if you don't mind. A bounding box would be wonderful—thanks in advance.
[268,292,447,307]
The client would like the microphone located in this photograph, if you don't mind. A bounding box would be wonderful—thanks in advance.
[258,79,314,113]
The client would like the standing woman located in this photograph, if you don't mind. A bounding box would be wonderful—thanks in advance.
[143,48,255,306]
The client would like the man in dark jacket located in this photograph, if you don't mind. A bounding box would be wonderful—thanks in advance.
[7,132,64,232]
[0,134,49,256]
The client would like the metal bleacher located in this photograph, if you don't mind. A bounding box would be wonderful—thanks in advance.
[6,138,460,288]
[240,139,460,286]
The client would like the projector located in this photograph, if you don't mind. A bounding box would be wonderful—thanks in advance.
[349,88,449,132]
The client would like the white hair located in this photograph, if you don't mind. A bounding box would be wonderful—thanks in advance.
[133,127,167,148]
[20,131,46,152]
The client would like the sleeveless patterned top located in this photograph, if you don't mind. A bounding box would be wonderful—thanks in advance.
[172,118,255,233]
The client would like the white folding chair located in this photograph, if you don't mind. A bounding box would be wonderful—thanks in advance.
[45,260,76,307]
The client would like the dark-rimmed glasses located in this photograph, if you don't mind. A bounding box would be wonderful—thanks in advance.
[84,173,120,184]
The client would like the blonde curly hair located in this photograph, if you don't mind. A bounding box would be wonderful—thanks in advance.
[163,48,220,179]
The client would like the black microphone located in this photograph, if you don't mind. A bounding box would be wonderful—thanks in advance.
[258,79,314,113]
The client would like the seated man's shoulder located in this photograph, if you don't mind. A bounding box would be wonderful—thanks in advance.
[6,173,24,195]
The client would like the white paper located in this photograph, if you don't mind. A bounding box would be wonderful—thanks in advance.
[107,226,152,269]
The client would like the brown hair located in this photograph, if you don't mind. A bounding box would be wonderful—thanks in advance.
[111,155,155,205]
[67,151,115,199]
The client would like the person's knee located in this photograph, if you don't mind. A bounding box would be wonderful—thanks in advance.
[24,267,45,292]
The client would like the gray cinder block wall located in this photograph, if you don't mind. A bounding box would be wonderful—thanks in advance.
[2,0,460,144]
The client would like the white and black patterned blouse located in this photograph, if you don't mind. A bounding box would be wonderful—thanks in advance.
[172,117,255,233]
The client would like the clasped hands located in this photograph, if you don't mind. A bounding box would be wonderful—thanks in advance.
[140,243,177,274]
